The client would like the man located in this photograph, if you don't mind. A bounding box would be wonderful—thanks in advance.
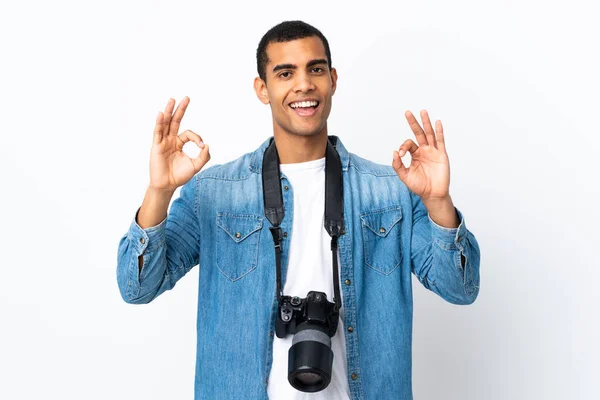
[117,20,480,400]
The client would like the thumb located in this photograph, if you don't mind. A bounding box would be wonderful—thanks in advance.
[392,150,408,182]
[191,143,211,172]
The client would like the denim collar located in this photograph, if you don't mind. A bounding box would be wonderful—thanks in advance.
[249,135,350,173]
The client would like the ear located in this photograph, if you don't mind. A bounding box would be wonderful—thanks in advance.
[330,67,338,96]
[254,77,270,104]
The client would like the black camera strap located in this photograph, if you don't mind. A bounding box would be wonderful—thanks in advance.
[262,136,345,312]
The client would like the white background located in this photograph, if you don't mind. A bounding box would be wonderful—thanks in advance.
[1,0,598,398]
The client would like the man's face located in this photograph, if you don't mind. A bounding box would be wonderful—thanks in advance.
[254,36,337,138]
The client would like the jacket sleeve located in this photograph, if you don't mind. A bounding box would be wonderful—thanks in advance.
[116,175,200,304]
[409,191,481,305]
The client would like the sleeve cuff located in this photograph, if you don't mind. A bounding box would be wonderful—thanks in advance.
[429,207,468,251]
[126,207,167,254]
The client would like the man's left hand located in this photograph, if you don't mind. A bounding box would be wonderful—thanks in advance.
[392,110,451,202]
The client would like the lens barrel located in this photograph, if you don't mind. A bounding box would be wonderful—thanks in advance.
[287,325,334,392]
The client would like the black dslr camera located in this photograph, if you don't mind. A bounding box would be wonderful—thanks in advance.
[275,291,340,392]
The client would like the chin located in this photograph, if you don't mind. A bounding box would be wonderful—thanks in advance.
[291,129,323,137]
[290,122,327,137]
[274,116,327,138]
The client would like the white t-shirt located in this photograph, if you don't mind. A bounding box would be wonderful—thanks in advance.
[267,157,351,400]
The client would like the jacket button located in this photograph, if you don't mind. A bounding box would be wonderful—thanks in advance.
[283,232,288,237]
[351,373,358,380]
[284,185,289,191]
[269,331,274,338]
[379,227,386,233]
[235,232,241,238]
[347,326,354,332]
[344,279,351,285]
[139,237,145,244]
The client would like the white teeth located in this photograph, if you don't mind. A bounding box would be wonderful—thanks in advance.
[290,101,318,108]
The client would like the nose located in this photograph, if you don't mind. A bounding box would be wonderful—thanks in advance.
[293,71,315,93]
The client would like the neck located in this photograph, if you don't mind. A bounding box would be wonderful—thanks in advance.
[273,130,328,164]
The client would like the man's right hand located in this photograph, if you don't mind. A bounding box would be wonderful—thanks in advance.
[149,96,210,192]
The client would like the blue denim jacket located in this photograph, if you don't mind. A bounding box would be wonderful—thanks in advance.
[116,136,480,400]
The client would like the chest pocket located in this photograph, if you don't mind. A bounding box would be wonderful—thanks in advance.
[360,206,403,275]
[216,212,263,282]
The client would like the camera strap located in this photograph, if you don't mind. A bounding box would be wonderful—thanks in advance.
[262,136,345,312]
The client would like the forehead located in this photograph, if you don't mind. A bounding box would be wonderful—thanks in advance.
[265,36,327,68]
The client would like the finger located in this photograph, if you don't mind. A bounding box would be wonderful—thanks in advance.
[405,110,428,146]
[191,143,211,172]
[420,110,436,148]
[169,96,190,137]
[392,150,408,182]
[398,139,419,158]
[153,111,165,144]
[177,129,205,150]
[435,119,445,150]
[162,98,176,136]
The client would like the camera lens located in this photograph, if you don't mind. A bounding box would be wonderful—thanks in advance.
[291,370,325,388]
[287,323,333,392]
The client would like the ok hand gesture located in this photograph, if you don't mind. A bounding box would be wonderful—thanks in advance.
[149,97,210,192]
[392,110,450,201]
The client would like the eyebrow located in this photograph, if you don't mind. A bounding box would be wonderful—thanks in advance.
[272,58,328,74]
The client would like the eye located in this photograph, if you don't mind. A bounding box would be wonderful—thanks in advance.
[311,67,324,73]
[278,71,291,79]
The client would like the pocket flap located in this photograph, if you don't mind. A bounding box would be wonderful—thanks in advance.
[216,213,263,243]
[360,207,403,238]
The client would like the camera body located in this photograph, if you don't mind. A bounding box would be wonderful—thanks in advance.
[275,291,339,339]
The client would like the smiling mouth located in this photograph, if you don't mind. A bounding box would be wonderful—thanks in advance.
[289,100,320,117]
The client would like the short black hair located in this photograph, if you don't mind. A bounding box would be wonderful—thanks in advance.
[256,20,332,83]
